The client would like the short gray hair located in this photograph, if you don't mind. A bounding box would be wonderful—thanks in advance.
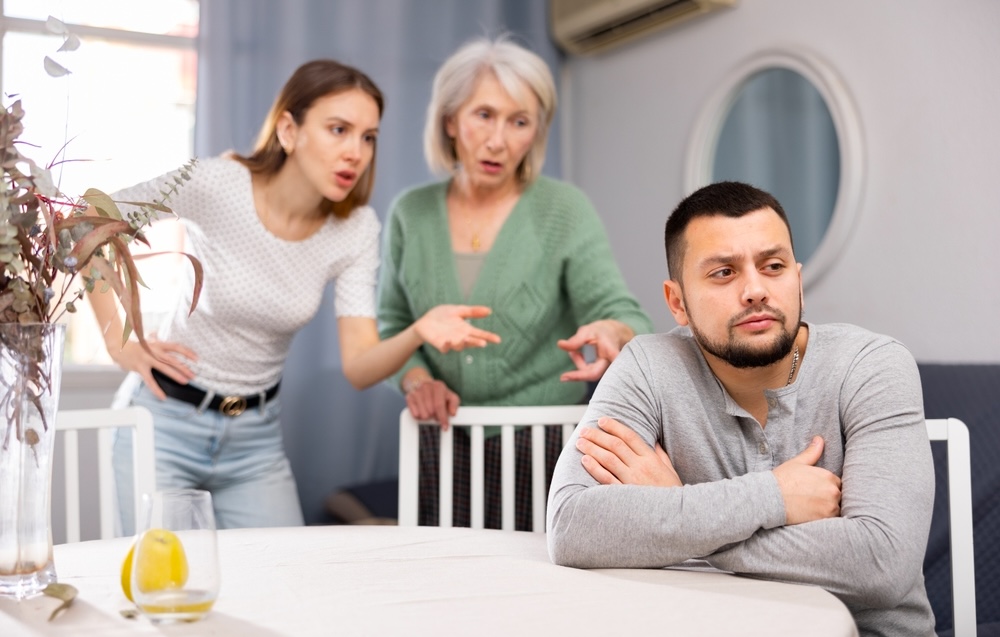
[424,34,556,184]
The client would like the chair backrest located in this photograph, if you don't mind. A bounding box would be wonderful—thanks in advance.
[399,405,588,532]
[56,406,155,542]
[925,418,977,637]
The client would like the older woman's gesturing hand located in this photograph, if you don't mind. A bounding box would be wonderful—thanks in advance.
[415,305,501,353]
[558,319,635,382]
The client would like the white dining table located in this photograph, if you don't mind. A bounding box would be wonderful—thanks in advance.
[0,525,858,636]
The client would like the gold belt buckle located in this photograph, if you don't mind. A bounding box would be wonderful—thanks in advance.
[219,395,247,417]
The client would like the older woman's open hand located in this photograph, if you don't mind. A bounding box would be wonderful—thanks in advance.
[415,305,501,353]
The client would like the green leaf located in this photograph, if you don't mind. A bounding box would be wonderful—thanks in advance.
[119,199,173,214]
[121,317,133,346]
[109,237,152,355]
[65,218,138,267]
[29,163,58,198]
[134,251,203,316]
[81,189,123,219]
[42,582,77,621]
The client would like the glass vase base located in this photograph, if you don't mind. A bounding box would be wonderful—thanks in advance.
[0,560,57,600]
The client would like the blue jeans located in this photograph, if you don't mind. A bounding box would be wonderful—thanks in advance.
[112,376,304,535]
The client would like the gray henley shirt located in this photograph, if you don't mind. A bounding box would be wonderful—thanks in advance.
[547,322,936,637]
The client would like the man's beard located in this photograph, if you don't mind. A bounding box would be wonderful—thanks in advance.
[689,302,801,369]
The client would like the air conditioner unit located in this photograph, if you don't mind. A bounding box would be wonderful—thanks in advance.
[550,0,737,56]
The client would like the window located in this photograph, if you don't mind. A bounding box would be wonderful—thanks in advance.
[1,0,199,364]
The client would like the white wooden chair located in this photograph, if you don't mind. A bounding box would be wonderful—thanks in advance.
[56,407,156,542]
[398,405,588,532]
[925,418,977,637]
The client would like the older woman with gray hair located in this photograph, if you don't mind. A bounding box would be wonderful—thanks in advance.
[378,34,651,530]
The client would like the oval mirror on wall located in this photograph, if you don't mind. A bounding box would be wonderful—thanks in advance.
[685,48,864,289]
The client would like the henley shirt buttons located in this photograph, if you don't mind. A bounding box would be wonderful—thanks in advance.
[465,355,474,365]
[767,397,778,408]
[758,442,768,454]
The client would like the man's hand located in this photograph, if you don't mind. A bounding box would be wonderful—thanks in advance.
[401,369,460,431]
[772,436,842,525]
[109,337,197,401]
[576,416,681,487]
[557,319,633,382]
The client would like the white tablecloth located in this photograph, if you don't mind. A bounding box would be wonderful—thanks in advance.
[1,525,857,636]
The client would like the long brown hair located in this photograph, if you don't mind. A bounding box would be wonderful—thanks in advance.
[233,59,384,219]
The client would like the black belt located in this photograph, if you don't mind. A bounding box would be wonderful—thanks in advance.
[150,368,280,417]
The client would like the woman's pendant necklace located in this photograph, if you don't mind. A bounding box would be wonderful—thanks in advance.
[467,212,483,252]
[457,186,516,253]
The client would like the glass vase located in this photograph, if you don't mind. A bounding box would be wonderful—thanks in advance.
[0,322,66,600]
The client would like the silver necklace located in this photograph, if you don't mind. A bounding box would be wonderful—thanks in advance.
[786,345,800,386]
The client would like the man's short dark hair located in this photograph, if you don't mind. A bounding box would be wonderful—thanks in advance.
[664,181,794,282]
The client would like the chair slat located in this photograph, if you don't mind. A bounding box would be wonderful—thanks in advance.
[62,429,81,544]
[500,425,516,530]
[397,414,420,526]
[925,418,977,637]
[470,425,485,530]
[97,428,115,539]
[530,424,546,533]
[130,408,156,518]
[439,426,454,528]
[945,419,975,637]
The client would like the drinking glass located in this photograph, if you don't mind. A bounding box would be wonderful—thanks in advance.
[131,489,220,623]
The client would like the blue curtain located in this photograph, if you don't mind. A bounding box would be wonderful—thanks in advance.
[197,0,561,524]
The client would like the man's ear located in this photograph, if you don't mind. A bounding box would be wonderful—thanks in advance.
[797,261,805,313]
[664,279,689,326]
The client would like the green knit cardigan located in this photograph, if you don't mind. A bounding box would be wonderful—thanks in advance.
[377,176,652,407]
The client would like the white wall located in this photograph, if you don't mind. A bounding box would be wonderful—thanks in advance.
[561,0,1000,363]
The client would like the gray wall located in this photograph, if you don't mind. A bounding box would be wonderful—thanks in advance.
[560,0,1000,363]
